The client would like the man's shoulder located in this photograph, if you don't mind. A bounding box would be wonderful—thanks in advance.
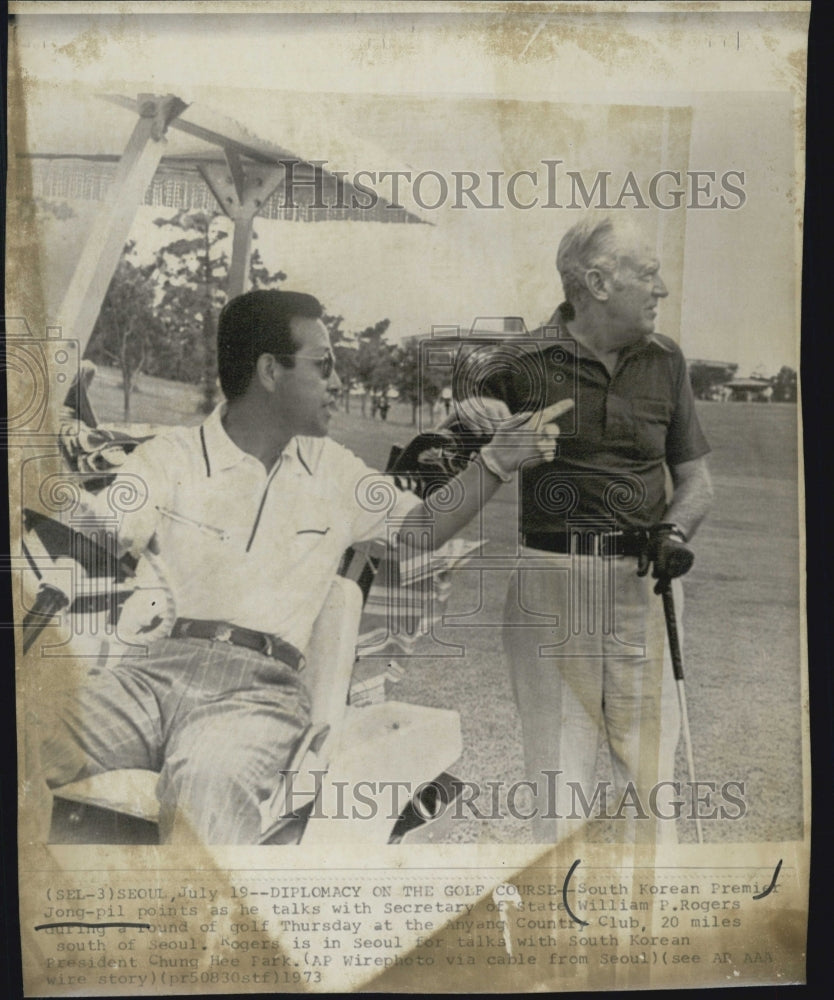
[136,422,199,456]
[298,436,381,477]
[120,424,206,479]
[302,435,347,465]
[649,332,684,358]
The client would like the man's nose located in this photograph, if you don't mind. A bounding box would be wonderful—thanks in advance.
[327,368,343,393]
[654,275,669,298]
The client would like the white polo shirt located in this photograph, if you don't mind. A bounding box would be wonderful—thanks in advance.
[89,405,421,651]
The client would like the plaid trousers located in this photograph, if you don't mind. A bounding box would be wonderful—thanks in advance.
[37,637,311,844]
[503,552,683,844]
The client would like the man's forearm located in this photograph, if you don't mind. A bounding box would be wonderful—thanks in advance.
[399,455,504,550]
[664,457,714,541]
[397,397,572,553]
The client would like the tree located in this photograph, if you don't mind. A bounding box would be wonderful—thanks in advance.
[771,365,797,402]
[152,211,286,412]
[392,341,421,425]
[687,361,738,400]
[88,213,391,421]
[248,247,287,290]
[354,319,394,417]
[153,210,230,412]
[393,338,449,425]
[151,280,212,384]
[86,247,161,420]
[320,316,398,414]
[325,314,360,411]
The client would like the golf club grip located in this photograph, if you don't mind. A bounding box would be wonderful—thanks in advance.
[661,583,686,681]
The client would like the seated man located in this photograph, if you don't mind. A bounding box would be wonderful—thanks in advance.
[34,288,572,844]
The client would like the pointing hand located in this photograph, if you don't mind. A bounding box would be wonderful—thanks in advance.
[480,399,575,481]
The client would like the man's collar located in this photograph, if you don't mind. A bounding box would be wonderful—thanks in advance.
[294,437,316,475]
[538,308,675,356]
[201,404,318,476]
[645,333,675,353]
[202,403,248,472]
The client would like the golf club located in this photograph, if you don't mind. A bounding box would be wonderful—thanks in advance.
[659,577,704,845]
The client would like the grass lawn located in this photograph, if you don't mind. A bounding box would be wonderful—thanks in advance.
[88,369,803,844]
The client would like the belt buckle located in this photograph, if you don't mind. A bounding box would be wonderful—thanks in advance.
[260,634,275,659]
[214,624,233,644]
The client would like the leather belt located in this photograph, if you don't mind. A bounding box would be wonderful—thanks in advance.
[522,530,647,558]
[171,618,305,671]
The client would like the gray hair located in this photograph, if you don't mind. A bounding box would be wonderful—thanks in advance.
[556,215,623,305]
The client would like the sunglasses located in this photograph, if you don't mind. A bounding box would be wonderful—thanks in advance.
[275,348,336,380]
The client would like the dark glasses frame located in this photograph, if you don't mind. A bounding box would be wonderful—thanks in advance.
[274,347,335,380]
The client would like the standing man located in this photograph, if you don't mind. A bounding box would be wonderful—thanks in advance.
[453,215,713,842]
[35,288,571,844]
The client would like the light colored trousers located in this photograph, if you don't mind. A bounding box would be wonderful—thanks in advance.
[37,637,311,844]
[503,551,683,844]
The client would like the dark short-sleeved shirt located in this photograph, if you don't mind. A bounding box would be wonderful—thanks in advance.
[479,310,710,535]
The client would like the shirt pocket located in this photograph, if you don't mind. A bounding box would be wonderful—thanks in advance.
[631,397,674,457]
[284,523,334,566]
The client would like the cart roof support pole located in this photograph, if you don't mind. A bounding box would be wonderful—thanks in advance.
[55,95,186,365]
[197,154,285,300]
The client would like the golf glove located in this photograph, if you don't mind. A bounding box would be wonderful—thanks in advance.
[637,523,694,593]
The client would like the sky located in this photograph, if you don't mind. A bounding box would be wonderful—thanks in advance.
[8,4,808,375]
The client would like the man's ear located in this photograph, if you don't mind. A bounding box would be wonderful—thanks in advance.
[585,268,610,302]
[255,353,282,392]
